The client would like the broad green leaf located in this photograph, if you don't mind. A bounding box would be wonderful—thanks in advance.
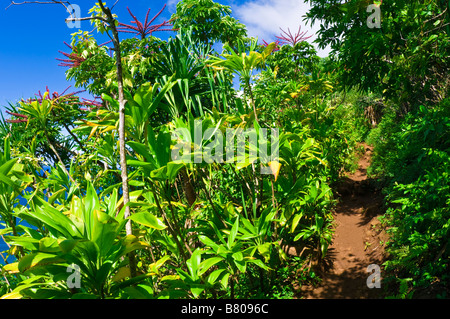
[221,272,230,288]
[2,262,19,274]
[234,258,246,273]
[0,171,16,188]
[207,269,226,286]
[38,237,60,253]
[3,136,10,161]
[166,162,185,182]
[120,235,151,257]
[247,257,270,270]
[199,257,223,276]
[128,212,167,230]
[128,141,156,164]
[257,243,272,262]
[232,251,243,262]
[207,221,227,246]
[187,248,202,279]
[91,210,120,257]
[112,266,131,282]
[47,188,66,205]
[149,255,171,275]
[4,236,40,251]
[58,239,78,253]
[18,252,65,273]
[0,158,19,176]
[198,235,220,251]
[291,213,303,233]
[0,227,12,236]
[190,285,205,299]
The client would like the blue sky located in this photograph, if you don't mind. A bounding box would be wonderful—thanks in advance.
[0,0,328,112]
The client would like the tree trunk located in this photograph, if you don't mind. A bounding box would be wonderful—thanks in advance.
[98,2,136,278]
[180,168,196,207]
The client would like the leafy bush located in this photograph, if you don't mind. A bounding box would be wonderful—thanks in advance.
[368,98,450,296]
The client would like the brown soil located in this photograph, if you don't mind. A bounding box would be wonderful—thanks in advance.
[297,143,388,299]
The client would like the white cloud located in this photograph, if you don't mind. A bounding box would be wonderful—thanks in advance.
[167,0,179,12]
[232,0,330,57]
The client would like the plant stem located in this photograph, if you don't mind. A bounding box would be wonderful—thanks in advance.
[44,130,75,183]
[150,183,188,263]
[97,1,136,278]
[246,78,259,124]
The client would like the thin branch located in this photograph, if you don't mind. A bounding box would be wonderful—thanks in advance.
[423,22,450,35]
[6,0,71,11]
[111,0,120,10]
[423,7,448,25]
[66,16,107,23]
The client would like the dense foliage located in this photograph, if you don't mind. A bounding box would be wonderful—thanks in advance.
[367,99,450,297]
[1,0,449,299]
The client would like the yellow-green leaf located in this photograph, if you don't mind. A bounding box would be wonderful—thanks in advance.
[128,212,167,230]
[112,266,131,282]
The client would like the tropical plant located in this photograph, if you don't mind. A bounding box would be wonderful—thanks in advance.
[1,183,153,299]
[208,39,276,123]
[171,0,247,48]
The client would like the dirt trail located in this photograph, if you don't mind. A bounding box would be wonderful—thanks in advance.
[299,143,388,299]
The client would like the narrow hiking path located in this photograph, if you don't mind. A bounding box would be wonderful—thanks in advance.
[298,143,388,299]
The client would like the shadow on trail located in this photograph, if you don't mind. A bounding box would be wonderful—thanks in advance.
[298,143,388,299]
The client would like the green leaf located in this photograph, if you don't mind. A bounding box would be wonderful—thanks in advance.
[207,269,226,286]
[198,235,220,251]
[91,210,120,257]
[232,251,243,262]
[48,188,67,205]
[234,258,246,273]
[18,252,65,273]
[150,166,167,180]
[120,235,150,257]
[39,237,60,253]
[187,248,202,279]
[257,243,272,261]
[427,34,438,42]
[0,171,16,188]
[166,162,185,182]
[3,136,10,161]
[207,221,227,246]
[0,158,19,176]
[247,257,270,270]
[128,141,156,164]
[199,257,223,276]
[190,285,205,299]
[29,196,81,238]
[221,272,230,288]
[291,213,303,233]
[128,212,167,230]
[228,216,239,250]
[58,239,78,253]
[4,236,40,251]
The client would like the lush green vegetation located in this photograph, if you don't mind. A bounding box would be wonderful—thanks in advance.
[367,99,450,297]
[1,0,449,299]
